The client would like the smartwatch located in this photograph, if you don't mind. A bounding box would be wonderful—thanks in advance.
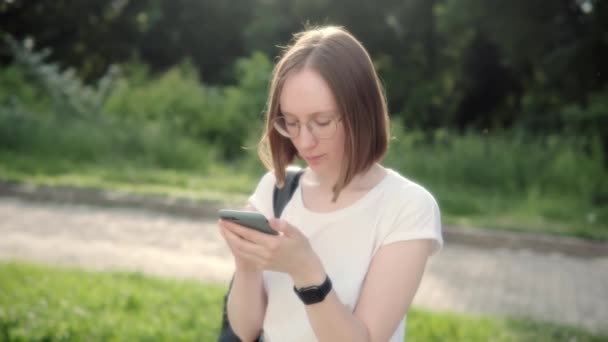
[293,275,332,305]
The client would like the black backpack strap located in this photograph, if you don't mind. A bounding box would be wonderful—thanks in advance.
[272,168,304,218]
[218,168,303,342]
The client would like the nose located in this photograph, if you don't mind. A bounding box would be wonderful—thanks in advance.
[295,123,318,150]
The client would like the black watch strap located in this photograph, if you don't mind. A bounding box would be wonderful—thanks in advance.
[293,275,332,305]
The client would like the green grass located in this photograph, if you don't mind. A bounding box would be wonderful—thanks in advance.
[1,261,605,341]
[0,262,226,341]
[432,184,608,240]
[0,150,254,205]
[407,309,607,341]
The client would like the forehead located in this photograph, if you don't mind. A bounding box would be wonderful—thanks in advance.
[279,68,338,118]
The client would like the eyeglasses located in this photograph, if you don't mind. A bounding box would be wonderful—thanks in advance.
[273,114,342,139]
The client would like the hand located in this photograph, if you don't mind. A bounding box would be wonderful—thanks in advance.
[220,217,325,285]
[218,206,262,273]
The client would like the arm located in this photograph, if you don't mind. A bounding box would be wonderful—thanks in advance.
[222,218,434,341]
[227,270,266,341]
[219,205,267,341]
[295,239,433,342]
[353,239,432,340]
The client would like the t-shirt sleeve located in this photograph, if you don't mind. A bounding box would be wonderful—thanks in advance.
[380,184,444,256]
[247,171,276,219]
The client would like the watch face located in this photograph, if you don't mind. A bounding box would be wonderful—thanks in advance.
[302,287,324,303]
[294,276,332,305]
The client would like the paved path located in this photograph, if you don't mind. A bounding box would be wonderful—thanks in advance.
[0,197,606,333]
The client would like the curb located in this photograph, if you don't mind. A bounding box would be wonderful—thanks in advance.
[1,181,607,259]
[442,226,608,259]
[0,181,225,219]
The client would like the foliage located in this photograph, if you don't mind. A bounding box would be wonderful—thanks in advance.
[3,0,606,136]
[558,88,608,162]
[386,125,606,199]
[3,35,117,121]
[103,52,272,159]
[0,31,606,240]
[0,35,215,171]
[384,123,608,239]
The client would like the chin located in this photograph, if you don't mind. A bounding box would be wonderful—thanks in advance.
[308,161,333,175]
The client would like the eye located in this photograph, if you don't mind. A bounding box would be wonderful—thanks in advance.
[285,120,299,127]
[314,118,332,126]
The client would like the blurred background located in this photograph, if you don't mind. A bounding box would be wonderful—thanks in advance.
[0,0,607,340]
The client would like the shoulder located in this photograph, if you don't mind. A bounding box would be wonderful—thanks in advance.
[375,168,443,253]
[248,165,304,217]
[258,170,277,188]
[257,165,304,188]
[248,171,275,218]
[381,169,439,211]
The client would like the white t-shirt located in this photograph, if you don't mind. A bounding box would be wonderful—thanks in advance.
[248,167,443,342]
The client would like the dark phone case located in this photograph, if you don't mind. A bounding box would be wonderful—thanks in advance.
[218,209,278,235]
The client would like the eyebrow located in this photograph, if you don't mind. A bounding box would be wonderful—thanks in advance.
[281,110,337,118]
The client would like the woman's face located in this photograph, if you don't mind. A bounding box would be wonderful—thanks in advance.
[279,68,345,178]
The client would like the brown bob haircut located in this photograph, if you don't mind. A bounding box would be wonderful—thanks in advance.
[258,25,390,202]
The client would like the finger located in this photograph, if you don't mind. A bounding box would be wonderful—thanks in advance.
[219,218,255,232]
[269,219,299,238]
[222,220,276,245]
[222,226,269,258]
[219,222,240,243]
[218,222,233,244]
[219,219,256,239]
[223,229,268,267]
[220,227,241,255]
[268,218,283,232]
[233,249,266,267]
[221,225,244,244]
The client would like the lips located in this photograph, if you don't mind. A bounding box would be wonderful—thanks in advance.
[304,154,324,163]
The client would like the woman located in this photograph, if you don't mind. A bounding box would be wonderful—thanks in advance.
[218,26,443,342]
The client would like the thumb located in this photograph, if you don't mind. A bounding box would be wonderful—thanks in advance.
[269,218,297,237]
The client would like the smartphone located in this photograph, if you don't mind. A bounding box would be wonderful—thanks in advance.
[218,209,279,235]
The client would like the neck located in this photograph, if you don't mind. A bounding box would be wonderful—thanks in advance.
[306,168,339,193]
[305,163,381,194]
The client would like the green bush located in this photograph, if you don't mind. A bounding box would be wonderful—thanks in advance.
[3,35,116,121]
[0,36,216,171]
[0,107,215,171]
[559,88,608,137]
[384,122,608,238]
[103,52,272,159]
[0,65,51,115]
[385,123,606,199]
[104,60,208,131]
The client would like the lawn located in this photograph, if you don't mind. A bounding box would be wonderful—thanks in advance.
[0,261,605,341]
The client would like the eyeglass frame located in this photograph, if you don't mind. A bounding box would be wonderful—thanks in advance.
[272,113,343,140]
